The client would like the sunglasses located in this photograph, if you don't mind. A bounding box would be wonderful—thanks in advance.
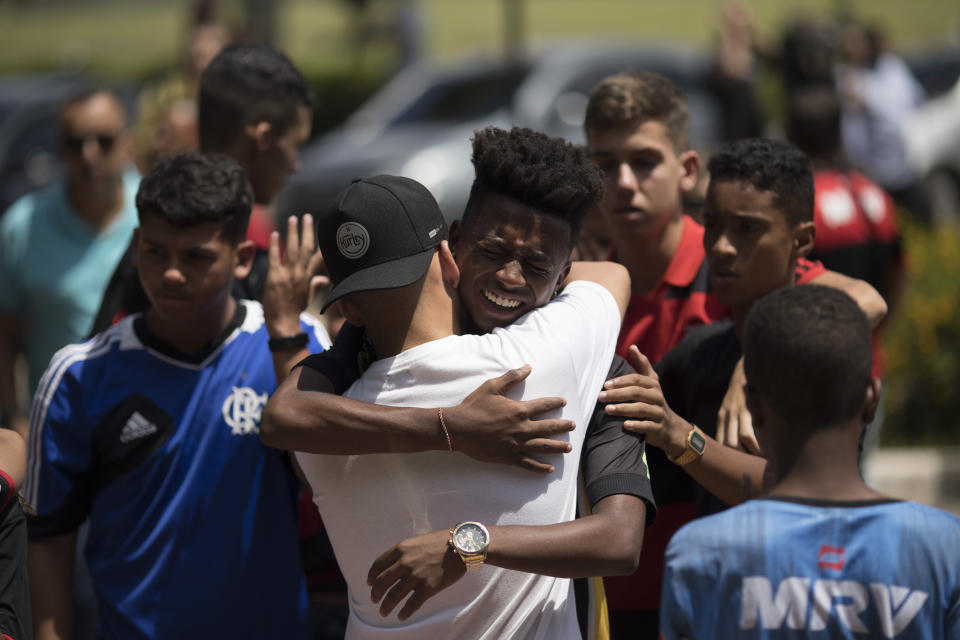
[62,133,119,154]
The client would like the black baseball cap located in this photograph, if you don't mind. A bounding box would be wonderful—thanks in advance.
[318,175,448,312]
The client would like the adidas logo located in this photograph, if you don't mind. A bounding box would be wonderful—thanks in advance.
[120,411,158,444]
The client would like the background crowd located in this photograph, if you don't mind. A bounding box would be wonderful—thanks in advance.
[0,0,959,638]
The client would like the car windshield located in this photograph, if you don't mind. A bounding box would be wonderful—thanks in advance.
[391,63,531,125]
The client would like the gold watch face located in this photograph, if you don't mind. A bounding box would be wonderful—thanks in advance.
[452,522,489,554]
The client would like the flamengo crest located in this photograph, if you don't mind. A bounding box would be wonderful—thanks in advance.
[222,386,269,435]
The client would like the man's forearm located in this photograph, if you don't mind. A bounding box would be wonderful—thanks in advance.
[29,534,76,640]
[368,494,647,619]
[664,419,768,506]
[810,270,887,329]
[0,430,26,489]
[261,365,445,454]
[485,494,645,577]
[0,313,24,420]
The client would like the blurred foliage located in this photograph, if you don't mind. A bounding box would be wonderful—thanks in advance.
[883,220,960,446]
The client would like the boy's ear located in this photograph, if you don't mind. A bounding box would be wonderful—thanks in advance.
[245,121,273,152]
[233,240,256,279]
[438,240,460,289]
[860,376,882,425]
[678,149,701,194]
[131,228,141,268]
[792,220,816,258]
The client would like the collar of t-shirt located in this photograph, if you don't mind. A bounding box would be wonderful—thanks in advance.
[608,215,706,297]
[133,301,247,365]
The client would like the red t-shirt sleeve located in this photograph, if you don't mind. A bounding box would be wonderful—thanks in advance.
[795,257,826,284]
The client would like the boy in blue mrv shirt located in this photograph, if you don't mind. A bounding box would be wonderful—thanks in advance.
[25,152,329,639]
[660,285,960,639]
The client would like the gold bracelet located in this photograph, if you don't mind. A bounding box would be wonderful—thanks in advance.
[437,408,454,452]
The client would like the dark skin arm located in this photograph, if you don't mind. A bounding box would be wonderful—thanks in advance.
[602,346,767,506]
[29,533,76,640]
[263,214,326,383]
[366,494,646,620]
[262,363,576,473]
[260,258,630,471]
[0,429,26,489]
[0,312,28,440]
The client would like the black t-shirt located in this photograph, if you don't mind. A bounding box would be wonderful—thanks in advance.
[653,319,741,516]
[299,324,657,523]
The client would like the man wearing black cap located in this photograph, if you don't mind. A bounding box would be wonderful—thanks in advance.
[284,167,629,638]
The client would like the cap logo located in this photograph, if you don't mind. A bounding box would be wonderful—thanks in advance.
[336,222,370,259]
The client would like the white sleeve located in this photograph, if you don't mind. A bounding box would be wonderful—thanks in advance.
[299,311,332,350]
[499,280,620,396]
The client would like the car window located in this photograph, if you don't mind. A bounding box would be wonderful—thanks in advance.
[391,64,531,125]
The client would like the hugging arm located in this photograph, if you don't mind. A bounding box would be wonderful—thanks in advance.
[365,356,656,621]
[262,363,576,473]
[366,494,647,621]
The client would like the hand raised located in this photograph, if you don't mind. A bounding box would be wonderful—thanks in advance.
[443,365,575,474]
[367,529,466,621]
[263,214,328,337]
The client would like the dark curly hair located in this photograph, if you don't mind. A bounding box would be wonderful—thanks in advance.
[584,71,690,151]
[744,285,872,430]
[462,126,604,244]
[707,138,814,226]
[198,43,314,152]
[136,152,253,242]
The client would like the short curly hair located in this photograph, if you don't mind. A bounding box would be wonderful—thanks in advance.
[136,152,253,243]
[584,71,690,151]
[707,138,814,227]
[744,285,872,430]
[462,126,604,244]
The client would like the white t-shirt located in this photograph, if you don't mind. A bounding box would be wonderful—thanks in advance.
[296,281,620,640]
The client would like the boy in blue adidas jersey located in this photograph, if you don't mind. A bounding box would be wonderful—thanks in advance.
[660,285,960,639]
[25,152,329,640]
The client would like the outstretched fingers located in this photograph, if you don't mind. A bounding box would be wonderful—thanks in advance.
[285,215,301,264]
[268,230,282,269]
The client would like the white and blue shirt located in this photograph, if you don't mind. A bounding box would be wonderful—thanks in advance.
[25,300,330,639]
[661,497,960,639]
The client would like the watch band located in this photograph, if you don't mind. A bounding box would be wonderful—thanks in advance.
[268,333,309,352]
[668,424,707,466]
[460,552,486,571]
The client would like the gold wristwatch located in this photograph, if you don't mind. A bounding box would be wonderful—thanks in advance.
[668,424,706,465]
[449,521,490,571]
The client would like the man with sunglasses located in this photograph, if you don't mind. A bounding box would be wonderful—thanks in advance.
[0,87,139,439]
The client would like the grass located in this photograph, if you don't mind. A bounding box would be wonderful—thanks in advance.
[1,0,957,80]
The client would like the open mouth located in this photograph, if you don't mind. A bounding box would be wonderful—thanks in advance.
[482,288,521,309]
